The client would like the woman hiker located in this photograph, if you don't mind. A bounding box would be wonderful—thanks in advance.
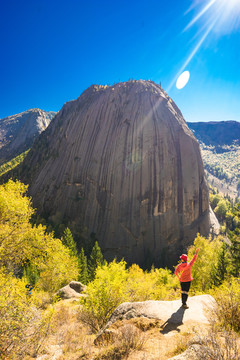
[174,248,200,309]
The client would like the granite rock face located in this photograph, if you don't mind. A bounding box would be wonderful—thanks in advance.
[100,295,214,330]
[0,108,55,162]
[24,80,210,266]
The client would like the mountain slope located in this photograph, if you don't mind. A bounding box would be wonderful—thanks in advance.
[0,108,56,163]
[15,80,210,267]
[187,121,240,199]
[187,121,240,147]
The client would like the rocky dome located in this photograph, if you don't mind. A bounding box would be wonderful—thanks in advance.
[22,80,210,267]
[0,108,56,163]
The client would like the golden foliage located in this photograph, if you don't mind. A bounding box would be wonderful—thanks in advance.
[0,180,79,291]
[80,260,179,332]
[0,180,79,358]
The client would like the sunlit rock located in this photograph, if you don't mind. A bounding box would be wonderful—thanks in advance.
[22,80,210,266]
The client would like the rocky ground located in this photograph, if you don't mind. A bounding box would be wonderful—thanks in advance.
[31,294,232,360]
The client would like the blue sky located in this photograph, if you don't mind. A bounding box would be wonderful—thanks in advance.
[1,0,240,122]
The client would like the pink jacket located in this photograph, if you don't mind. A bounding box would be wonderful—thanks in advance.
[175,254,197,282]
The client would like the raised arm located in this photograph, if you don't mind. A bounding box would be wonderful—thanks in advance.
[189,248,200,266]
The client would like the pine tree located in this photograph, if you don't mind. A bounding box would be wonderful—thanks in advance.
[229,202,240,276]
[229,228,240,276]
[61,227,78,257]
[212,242,229,286]
[78,248,88,284]
[88,241,103,281]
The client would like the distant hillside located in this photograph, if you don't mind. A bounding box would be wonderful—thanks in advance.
[187,121,240,147]
[187,121,240,199]
[0,108,56,163]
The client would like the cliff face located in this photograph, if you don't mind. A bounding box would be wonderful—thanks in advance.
[24,81,210,266]
[0,109,56,163]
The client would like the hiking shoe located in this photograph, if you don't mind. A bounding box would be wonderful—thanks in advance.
[182,304,189,309]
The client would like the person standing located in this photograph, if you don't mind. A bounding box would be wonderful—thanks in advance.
[175,248,200,309]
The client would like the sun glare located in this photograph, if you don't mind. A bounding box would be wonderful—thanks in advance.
[211,0,240,33]
[186,0,240,33]
[168,0,240,92]
[176,71,190,89]
[221,0,240,9]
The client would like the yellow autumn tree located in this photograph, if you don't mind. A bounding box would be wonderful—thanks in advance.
[0,179,79,291]
[0,180,79,358]
[187,234,222,292]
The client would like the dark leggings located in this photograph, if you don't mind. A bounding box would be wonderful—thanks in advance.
[180,281,191,305]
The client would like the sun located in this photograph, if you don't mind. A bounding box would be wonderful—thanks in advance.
[186,0,240,32]
[220,0,240,9]
[214,0,240,32]
[218,0,240,15]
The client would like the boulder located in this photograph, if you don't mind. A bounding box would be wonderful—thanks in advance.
[69,280,86,293]
[95,295,215,348]
[102,295,215,331]
[56,281,86,299]
[209,206,220,235]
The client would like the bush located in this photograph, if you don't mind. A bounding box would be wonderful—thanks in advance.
[36,231,79,293]
[210,278,240,333]
[0,270,54,359]
[94,324,146,360]
[80,260,127,332]
[80,260,179,333]
[0,270,29,358]
[192,323,239,360]
[125,265,178,301]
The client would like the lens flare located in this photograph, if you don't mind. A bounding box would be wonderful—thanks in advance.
[176,71,190,89]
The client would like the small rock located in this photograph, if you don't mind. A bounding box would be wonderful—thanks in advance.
[56,281,86,299]
[69,281,86,293]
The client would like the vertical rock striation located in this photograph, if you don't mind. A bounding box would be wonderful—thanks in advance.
[23,81,210,266]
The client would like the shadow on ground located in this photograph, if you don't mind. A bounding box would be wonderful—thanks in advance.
[160,306,186,334]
